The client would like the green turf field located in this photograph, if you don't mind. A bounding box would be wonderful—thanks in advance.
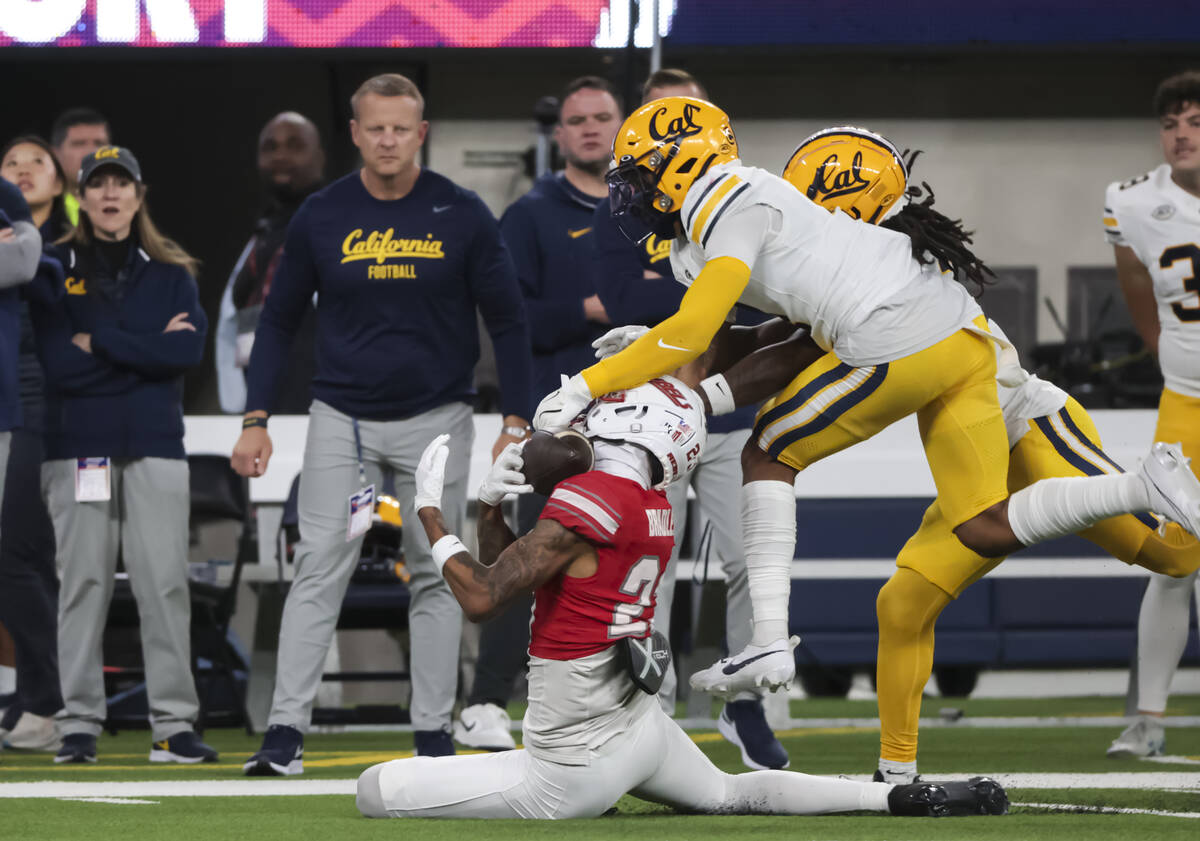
[3,695,1198,841]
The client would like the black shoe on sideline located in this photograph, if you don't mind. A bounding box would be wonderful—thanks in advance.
[244,724,304,776]
[414,728,456,757]
[150,731,219,764]
[55,733,97,764]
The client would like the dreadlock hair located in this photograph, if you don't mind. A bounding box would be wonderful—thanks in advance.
[881,173,995,295]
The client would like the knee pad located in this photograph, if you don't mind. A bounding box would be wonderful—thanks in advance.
[356,764,389,818]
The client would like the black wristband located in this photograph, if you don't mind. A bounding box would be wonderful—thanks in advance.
[242,415,268,430]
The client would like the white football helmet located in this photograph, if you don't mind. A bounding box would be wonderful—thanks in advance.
[575,375,707,490]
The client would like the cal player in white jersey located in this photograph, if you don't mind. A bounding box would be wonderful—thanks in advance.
[1104,70,1200,759]
[533,97,1200,697]
[652,126,1197,784]
[356,374,1008,819]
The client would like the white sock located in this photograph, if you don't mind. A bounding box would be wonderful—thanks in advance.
[1006,474,1151,546]
[0,664,14,696]
[726,771,892,814]
[742,481,797,646]
[878,757,918,780]
[1136,571,1196,712]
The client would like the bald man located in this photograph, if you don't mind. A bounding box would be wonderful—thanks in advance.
[217,112,327,413]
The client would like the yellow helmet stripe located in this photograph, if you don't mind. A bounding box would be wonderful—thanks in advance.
[689,175,743,244]
[1102,216,1119,228]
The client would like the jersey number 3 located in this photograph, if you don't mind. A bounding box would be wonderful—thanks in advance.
[1160,244,1200,322]
[608,555,661,639]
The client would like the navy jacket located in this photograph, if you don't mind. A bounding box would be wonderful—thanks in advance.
[32,241,207,460]
[589,202,761,434]
[0,181,35,431]
[245,170,532,421]
[500,173,607,413]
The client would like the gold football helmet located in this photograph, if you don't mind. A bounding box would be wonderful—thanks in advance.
[782,126,906,223]
[607,97,738,240]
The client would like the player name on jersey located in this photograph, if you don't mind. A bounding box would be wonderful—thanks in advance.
[646,508,673,537]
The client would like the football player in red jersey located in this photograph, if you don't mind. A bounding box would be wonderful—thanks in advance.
[355,373,1007,820]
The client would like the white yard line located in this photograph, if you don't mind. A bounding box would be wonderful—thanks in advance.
[673,715,1200,730]
[2,772,1197,799]
[1016,801,1200,819]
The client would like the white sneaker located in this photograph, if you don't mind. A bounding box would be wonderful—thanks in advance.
[3,712,60,751]
[689,636,800,697]
[1139,442,1200,538]
[453,703,516,751]
[1106,715,1165,758]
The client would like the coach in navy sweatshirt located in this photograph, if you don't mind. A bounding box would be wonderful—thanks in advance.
[31,146,214,766]
[232,74,532,773]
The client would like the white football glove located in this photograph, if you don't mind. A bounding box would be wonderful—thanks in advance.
[414,433,450,512]
[592,324,649,359]
[479,442,533,506]
[533,373,594,433]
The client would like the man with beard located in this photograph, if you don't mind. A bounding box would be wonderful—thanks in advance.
[452,76,622,751]
[217,112,326,413]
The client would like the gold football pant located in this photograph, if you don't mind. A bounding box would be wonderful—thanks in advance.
[754,317,1009,528]
[876,398,1200,763]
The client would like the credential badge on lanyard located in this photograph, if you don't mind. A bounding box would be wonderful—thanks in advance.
[345,418,374,541]
[75,457,112,502]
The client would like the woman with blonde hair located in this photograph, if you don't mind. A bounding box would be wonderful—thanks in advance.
[31,146,215,764]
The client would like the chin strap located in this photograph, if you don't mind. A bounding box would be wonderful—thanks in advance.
[592,440,654,489]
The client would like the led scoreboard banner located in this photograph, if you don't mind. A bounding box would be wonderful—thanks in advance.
[0,0,1194,48]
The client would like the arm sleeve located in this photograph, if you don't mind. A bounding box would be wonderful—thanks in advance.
[470,201,533,419]
[580,255,751,396]
[90,267,208,380]
[244,204,319,414]
[0,221,42,288]
[215,241,253,413]
[589,202,684,327]
[540,477,620,546]
[499,203,590,354]
[31,292,141,397]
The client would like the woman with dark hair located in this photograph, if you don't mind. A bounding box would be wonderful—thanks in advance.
[1,136,70,243]
[31,146,215,764]
[0,134,72,751]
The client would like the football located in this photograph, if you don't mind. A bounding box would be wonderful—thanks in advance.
[521,429,594,496]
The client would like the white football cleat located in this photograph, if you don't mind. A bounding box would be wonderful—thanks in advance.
[1106,715,1165,758]
[453,703,516,751]
[689,636,800,697]
[1138,442,1200,538]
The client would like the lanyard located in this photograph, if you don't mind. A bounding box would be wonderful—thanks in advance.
[352,418,366,488]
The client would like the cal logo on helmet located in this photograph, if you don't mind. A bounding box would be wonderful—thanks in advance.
[782,127,906,223]
[607,97,739,239]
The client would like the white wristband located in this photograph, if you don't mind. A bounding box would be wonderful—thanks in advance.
[699,373,737,416]
[431,534,469,574]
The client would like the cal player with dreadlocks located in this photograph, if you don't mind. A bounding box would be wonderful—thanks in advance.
[650,126,1199,784]
[533,98,1200,698]
[1104,70,1200,759]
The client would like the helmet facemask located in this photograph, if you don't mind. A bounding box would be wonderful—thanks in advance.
[606,150,681,244]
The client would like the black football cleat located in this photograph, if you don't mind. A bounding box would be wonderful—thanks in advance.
[888,777,1008,817]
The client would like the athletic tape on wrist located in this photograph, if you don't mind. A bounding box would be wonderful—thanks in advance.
[431,534,468,574]
[700,373,736,415]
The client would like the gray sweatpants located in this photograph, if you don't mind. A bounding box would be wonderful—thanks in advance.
[661,428,755,707]
[43,457,199,741]
[269,400,472,733]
